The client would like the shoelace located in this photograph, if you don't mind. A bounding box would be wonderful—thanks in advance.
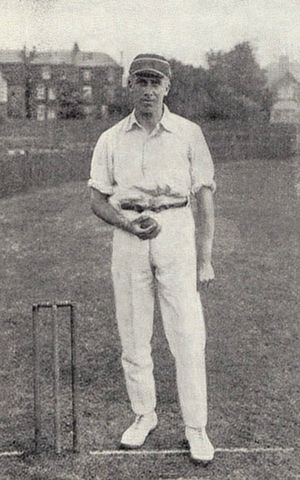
[132,415,143,428]
[189,428,205,440]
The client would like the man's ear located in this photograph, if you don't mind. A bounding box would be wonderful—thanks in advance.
[164,79,171,97]
[127,75,134,91]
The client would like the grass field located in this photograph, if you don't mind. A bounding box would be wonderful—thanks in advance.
[0,157,299,480]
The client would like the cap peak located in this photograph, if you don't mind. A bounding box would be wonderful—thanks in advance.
[129,53,171,79]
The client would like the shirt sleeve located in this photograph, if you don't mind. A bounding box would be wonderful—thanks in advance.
[88,131,114,195]
[189,124,216,194]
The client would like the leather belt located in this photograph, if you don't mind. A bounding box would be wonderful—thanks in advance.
[120,199,188,214]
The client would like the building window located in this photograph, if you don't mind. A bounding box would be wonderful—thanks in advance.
[107,70,115,84]
[101,105,108,116]
[48,87,56,100]
[278,85,295,100]
[36,84,46,100]
[37,104,46,121]
[42,66,51,80]
[83,69,92,81]
[47,108,56,120]
[60,69,67,80]
[0,75,8,103]
[83,105,94,116]
[82,85,92,100]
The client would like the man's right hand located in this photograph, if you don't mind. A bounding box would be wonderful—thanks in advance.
[126,215,161,240]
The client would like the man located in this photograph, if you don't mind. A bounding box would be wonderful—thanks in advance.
[88,53,216,463]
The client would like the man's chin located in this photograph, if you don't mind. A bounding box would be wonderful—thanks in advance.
[140,105,155,113]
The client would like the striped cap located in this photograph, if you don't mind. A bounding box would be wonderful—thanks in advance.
[129,54,171,79]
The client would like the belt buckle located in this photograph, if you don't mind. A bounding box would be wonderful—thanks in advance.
[135,204,145,213]
[153,204,164,213]
[148,199,157,211]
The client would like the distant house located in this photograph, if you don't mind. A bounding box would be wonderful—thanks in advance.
[266,56,300,124]
[0,43,123,121]
[266,55,300,85]
[270,72,300,124]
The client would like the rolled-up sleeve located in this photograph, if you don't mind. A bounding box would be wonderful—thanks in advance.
[189,125,216,194]
[88,131,114,195]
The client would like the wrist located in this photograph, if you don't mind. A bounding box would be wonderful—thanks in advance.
[198,247,212,264]
[200,257,212,264]
[117,216,133,233]
[198,258,212,269]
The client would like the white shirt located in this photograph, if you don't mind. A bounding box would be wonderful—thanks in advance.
[88,105,215,209]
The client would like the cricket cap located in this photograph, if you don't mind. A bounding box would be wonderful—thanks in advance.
[129,53,171,79]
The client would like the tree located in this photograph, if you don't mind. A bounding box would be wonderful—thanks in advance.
[206,41,273,120]
[57,81,83,119]
[20,46,36,119]
[166,59,214,120]
[166,45,273,122]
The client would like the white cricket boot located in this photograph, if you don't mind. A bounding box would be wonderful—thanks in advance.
[120,412,158,449]
[185,426,215,463]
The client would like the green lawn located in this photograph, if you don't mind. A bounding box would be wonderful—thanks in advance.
[0,157,299,479]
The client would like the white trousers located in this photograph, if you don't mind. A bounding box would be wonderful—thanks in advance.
[111,206,208,428]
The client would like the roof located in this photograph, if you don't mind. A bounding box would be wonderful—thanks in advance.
[0,49,119,67]
[0,50,22,63]
[77,51,119,67]
[274,71,300,88]
[265,60,300,86]
[31,50,118,67]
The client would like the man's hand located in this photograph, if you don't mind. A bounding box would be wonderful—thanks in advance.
[198,261,215,290]
[127,215,161,240]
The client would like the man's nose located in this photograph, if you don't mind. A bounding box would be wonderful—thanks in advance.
[144,85,154,96]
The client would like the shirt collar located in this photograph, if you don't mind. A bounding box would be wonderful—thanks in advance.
[125,104,174,133]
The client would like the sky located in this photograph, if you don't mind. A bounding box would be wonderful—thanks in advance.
[1,0,299,70]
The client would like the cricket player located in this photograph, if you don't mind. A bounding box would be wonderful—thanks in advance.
[89,53,216,463]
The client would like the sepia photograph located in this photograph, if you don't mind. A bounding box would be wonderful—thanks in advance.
[0,0,299,479]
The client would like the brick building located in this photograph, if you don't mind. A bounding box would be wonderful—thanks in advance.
[0,70,8,117]
[0,43,123,120]
[0,50,26,118]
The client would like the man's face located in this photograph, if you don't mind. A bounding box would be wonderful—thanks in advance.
[129,73,170,114]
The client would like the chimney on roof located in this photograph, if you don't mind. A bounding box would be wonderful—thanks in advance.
[279,55,289,76]
[29,46,37,62]
[72,42,80,64]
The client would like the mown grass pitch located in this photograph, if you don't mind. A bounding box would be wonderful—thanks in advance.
[0,157,299,479]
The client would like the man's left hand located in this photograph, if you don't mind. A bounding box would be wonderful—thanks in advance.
[198,261,215,289]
